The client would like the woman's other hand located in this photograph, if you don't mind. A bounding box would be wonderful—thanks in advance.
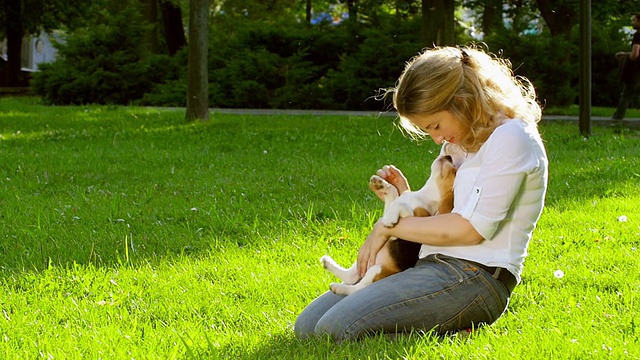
[357,220,391,277]
[374,165,410,200]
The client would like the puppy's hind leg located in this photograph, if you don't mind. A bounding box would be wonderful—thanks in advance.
[321,256,360,285]
[330,265,383,295]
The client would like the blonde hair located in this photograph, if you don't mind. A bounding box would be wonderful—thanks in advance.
[390,45,541,152]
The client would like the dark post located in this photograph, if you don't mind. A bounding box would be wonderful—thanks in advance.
[185,0,210,122]
[579,0,591,137]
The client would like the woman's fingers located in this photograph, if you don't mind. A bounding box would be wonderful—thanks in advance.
[377,165,409,193]
[357,221,389,277]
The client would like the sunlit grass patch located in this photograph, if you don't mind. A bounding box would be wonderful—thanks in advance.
[0,97,639,358]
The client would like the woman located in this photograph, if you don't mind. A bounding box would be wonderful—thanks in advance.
[295,46,548,342]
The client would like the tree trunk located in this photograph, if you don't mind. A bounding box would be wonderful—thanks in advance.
[535,0,576,106]
[482,0,504,37]
[306,0,311,24]
[160,0,187,56]
[186,0,209,122]
[347,0,357,22]
[3,0,24,87]
[535,0,575,39]
[421,0,455,47]
[139,0,160,55]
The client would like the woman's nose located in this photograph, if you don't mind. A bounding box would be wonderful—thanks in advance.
[430,134,445,145]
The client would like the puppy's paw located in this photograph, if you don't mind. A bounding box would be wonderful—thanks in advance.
[320,255,333,269]
[380,208,401,228]
[329,283,353,296]
[381,219,398,228]
[369,175,398,200]
[329,282,339,294]
[369,175,390,192]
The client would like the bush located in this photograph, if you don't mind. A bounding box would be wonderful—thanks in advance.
[485,30,578,107]
[32,6,630,110]
[32,4,182,105]
[485,19,628,108]
[146,17,424,110]
[589,19,631,107]
[320,19,423,110]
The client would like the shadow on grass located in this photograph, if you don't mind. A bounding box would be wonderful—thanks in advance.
[210,330,463,359]
[212,334,358,359]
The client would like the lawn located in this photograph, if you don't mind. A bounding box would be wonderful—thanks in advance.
[0,97,638,359]
[543,104,640,118]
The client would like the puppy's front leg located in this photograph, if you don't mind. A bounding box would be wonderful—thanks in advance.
[380,200,414,228]
[321,256,361,285]
[369,175,399,203]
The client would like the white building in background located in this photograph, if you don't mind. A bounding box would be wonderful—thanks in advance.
[0,31,62,72]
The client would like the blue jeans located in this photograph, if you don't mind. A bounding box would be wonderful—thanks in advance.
[294,254,511,342]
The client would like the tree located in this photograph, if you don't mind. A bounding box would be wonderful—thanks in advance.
[421,0,455,47]
[481,0,505,36]
[0,0,91,86]
[139,0,160,54]
[2,0,23,86]
[346,0,358,22]
[137,0,187,56]
[160,0,187,55]
[186,0,209,121]
[535,0,577,40]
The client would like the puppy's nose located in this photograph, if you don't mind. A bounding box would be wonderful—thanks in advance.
[443,155,453,162]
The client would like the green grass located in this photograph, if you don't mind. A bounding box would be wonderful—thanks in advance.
[0,97,639,359]
[543,104,640,118]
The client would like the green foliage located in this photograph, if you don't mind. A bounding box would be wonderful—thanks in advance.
[485,29,578,107]
[31,3,183,105]
[25,1,636,109]
[200,19,357,109]
[145,17,423,110]
[484,18,630,108]
[320,19,423,110]
[590,17,634,107]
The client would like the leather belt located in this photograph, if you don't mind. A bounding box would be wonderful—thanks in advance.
[466,260,517,294]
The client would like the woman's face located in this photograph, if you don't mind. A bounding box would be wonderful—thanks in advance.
[407,110,465,145]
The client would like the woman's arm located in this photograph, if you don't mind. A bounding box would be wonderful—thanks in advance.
[389,213,484,246]
[357,213,483,276]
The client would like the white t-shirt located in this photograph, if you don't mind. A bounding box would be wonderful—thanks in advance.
[419,118,548,283]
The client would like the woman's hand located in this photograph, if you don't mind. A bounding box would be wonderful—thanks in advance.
[357,220,392,277]
[375,165,410,200]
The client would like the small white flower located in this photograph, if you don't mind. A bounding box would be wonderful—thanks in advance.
[554,270,565,279]
[191,207,198,212]
[618,215,628,222]
[263,150,268,154]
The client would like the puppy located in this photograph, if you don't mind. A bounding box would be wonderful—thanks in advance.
[321,155,457,295]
